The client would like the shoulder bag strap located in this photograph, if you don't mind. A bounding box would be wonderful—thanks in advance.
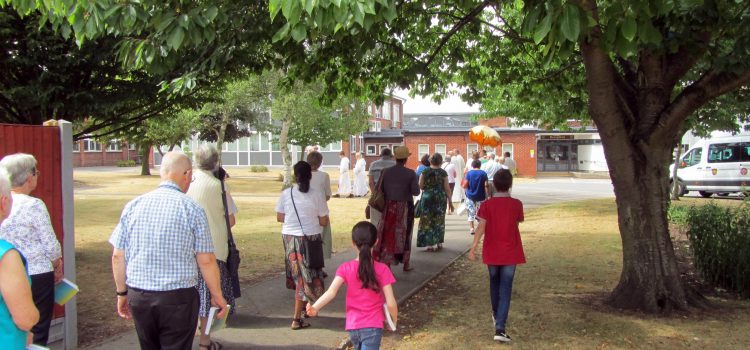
[289,187,306,237]
[219,175,237,249]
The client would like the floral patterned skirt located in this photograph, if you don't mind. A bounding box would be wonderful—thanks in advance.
[374,200,415,267]
[196,260,237,317]
[283,234,326,302]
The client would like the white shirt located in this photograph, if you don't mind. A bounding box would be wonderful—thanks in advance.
[310,171,332,202]
[0,193,62,275]
[442,162,457,183]
[276,185,329,236]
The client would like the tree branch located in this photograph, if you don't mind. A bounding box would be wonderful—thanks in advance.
[653,68,750,142]
[532,58,584,83]
[424,0,492,67]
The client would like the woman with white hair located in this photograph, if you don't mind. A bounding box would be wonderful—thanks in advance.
[352,152,368,197]
[0,167,40,348]
[0,153,62,347]
[186,144,238,350]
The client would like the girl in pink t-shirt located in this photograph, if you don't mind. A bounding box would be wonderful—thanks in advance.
[307,221,398,349]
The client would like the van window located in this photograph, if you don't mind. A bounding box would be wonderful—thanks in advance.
[742,142,750,161]
[708,143,742,163]
[681,147,702,167]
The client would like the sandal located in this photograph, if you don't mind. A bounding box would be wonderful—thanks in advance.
[291,318,311,330]
[425,247,435,252]
[199,341,223,350]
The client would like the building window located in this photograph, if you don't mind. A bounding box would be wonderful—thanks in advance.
[259,133,270,151]
[376,105,383,118]
[72,141,80,152]
[107,140,121,152]
[467,144,478,157]
[83,139,102,152]
[435,144,446,156]
[249,133,260,151]
[393,103,400,125]
[418,144,429,158]
[501,143,514,158]
[369,120,381,132]
[366,145,377,156]
[329,141,342,152]
[379,144,389,154]
[128,143,136,151]
[383,101,391,120]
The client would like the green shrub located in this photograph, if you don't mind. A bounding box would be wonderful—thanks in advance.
[250,165,268,172]
[116,160,136,167]
[667,204,690,226]
[685,202,750,297]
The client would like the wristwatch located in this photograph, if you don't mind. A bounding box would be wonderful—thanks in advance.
[116,289,128,296]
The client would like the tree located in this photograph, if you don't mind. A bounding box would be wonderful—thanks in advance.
[265,0,750,313]
[268,72,371,186]
[7,0,748,313]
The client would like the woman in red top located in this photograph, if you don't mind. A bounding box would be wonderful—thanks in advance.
[468,169,525,343]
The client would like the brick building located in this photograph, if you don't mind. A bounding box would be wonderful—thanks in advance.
[72,138,142,167]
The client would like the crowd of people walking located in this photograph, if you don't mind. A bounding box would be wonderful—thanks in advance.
[0,144,523,350]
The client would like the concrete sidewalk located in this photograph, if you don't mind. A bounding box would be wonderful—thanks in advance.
[88,214,473,350]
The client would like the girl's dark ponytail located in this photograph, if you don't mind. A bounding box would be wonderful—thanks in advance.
[352,221,380,292]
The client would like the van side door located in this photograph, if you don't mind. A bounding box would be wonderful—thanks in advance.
[706,142,744,191]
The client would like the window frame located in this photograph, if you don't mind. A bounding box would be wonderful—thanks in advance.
[418,144,430,158]
[383,101,391,120]
[501,143,514,158]
[466,144,478,157]
[72,141,80,152]
[366,145,377,156]
[681,147,703,167]
[435,144,447,156]
[107,140,121,152]
[83,139,102,152]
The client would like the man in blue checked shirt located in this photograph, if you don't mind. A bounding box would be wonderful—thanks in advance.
[109,152,228,350]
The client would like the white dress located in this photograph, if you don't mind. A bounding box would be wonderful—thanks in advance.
[338,157,352,196]
[352,158,369,196]
[451,155,466,202]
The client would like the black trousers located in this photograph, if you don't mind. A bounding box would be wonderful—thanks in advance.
[128,287,199,350]
[30,271,55,345]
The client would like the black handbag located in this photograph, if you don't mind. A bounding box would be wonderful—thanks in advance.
[290,188,325,269]
[216,167,242,298]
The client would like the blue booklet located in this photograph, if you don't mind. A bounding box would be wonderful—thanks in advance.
[54,278,79,305]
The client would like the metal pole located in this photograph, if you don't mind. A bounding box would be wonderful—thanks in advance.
[58,120,78,349]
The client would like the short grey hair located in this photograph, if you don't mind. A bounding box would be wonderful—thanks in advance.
[194,144,220,171]
[159,152,191,177]
[488,153,496,160]
[0,153,37,187]
[0,167,11,197]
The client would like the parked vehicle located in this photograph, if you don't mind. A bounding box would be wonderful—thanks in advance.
[670,135,750,197]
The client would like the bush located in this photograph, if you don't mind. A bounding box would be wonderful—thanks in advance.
[685,202,750,296]
[250,165,268,172]
[116,160,136,167]
[667,204,690,226]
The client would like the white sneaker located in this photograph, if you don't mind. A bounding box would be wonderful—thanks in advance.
[494,330,511,342]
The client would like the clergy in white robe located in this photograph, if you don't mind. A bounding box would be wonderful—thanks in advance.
[352,152,369,196]
[337,151,352,197]
[451,149,466,203]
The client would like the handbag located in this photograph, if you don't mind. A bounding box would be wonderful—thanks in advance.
[216,168,242,298]
[368,167,388,212]
[461,173,469,189]
[414,199,423,218]
[290,188,325,269]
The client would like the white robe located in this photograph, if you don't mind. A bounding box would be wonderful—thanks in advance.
[451,154,466,202]
[352,158,369,196]
[338,157,352,196]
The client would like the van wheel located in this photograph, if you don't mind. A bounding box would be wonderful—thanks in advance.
[699,191,713,198]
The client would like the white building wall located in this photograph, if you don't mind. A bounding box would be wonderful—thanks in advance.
[577,144,609,172]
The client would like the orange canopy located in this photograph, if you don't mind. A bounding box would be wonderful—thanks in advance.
[469,125,501,147]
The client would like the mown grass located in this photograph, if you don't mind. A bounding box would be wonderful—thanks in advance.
[381,198,750,350]
[73,169,368,347]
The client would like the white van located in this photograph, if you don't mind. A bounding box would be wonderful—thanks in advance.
[671,135,750,197]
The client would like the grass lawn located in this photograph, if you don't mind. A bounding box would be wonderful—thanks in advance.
[73,169,369,347]
[381,198,750,349]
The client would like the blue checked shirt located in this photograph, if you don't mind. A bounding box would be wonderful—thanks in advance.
[109,181,214,291]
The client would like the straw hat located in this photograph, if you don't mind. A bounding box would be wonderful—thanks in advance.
[393,146,412,159]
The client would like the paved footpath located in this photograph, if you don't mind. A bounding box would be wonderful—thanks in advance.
[89,178,613,350]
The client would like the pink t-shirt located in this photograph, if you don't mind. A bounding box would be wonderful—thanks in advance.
[336,260,396,330]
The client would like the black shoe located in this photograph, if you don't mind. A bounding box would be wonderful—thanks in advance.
[494,330,511,342]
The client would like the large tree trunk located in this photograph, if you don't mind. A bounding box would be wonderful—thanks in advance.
[139,143,151,176]
[602,139,706,312]
[278,119,293,188]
